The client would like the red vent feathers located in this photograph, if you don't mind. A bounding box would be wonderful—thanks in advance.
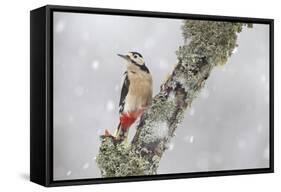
[119,110,144,131]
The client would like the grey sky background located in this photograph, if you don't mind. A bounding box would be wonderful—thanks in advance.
[53,12,270,180]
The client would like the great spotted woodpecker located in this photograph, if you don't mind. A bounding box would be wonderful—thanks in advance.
[113,52,153,141]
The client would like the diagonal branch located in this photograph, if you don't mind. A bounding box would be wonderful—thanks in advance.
[96,20,252,177]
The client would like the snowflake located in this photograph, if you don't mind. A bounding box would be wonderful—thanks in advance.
[66,170,72,176]
[189,108,195,116]
[183,135,194,144]
[260,74,267,83]
[55,20,65,33]
[114,84,119,92]
[158,59,169,70]
[106,100,115,112]
[263,147,269,160]
[257,124,263,134]
[189,136,194,143]
[237,139,246,149]
[232,47,238,54]
[83,162,90,169]
[167,142,175,151]
[91,60,99,70]
[68,115,74,123]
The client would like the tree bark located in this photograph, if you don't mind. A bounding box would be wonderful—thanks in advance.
[96,20,252,177]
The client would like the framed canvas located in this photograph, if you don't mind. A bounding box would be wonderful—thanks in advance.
[30,5,274,187]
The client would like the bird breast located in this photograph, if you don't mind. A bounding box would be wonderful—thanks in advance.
[123,71,152,113]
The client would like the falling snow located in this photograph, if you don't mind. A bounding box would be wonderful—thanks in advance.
[55,20,65,33]
[183,135,194,144]
[66,170,72,176]
[167,142,175,151]
[68,115,74,123]
[260,74,267,83]
[114,84,119,92]
[263,147,269,160]
[158,60,169,70]
[189,107,195,116]
[53,14,270,180]
[232,47,238,54]
[237,139,246,149]
[189,136,194,143]
[83,162,90,169]
[257,124,263,134]
[91,60,100,70]
[106,100,115,112]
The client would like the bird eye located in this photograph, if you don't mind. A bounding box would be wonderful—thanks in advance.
[133,55,138,59]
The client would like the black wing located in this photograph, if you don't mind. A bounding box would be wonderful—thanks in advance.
[119,72,130,114]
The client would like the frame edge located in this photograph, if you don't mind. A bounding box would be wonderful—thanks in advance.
[30,4,274,187]
[30,6,48,186]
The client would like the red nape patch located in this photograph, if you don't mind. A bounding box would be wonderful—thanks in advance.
[119,110,144,131]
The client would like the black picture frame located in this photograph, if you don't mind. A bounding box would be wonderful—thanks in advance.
[30,5,274,187]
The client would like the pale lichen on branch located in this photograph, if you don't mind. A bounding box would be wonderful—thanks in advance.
[96,20,252,177]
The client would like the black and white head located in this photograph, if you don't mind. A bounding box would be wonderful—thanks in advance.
[117,52,149,73]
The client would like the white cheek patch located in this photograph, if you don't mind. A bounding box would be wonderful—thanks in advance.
[134,57,145,65]
[139,58,145,65]
[127,52,145,65]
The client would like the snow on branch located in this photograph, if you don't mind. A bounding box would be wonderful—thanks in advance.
[96,20,252,177]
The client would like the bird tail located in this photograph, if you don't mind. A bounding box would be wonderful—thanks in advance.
[115,123,126,142]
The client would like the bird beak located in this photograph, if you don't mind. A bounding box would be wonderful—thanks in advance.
[117,54,130,61]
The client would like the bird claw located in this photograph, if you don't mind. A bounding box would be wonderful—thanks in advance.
[100,129,125,143]
[104,129,112,137]
[100,129,115,139]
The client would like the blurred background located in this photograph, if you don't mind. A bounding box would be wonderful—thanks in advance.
[53,12,269,180]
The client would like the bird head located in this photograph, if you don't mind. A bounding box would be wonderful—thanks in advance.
[117,52,145,66]
[118,52,150,73]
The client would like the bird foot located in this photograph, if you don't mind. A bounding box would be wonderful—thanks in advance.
[100,129,115,139]
[104,129,112,137]
[100,129,126,143]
